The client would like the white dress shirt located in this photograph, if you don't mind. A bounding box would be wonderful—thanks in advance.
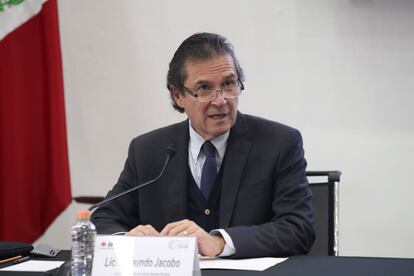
[188,123,236,257]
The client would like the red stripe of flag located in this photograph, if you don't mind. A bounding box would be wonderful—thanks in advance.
[0,0,72,242]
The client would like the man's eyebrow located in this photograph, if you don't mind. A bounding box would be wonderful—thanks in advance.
[223,73,237,80]
[194,80,212,86]
[194,74,238,85]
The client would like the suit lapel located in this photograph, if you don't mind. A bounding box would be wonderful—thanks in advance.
[220,112,252,227]
[160,114,252,227]
[163,120,189,222]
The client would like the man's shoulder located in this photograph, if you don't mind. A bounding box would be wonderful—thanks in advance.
[130,120,188,147]
[241,113,299,136]
[237,113,304,155]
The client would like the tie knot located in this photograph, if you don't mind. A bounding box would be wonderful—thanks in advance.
[202,141,216,158]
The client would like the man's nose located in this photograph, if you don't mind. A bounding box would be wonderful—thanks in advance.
[210,90,227,106]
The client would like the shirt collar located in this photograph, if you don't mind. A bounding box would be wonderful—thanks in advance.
[188,121,229,160]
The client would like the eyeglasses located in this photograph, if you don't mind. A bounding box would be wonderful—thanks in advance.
[182,79,244,103]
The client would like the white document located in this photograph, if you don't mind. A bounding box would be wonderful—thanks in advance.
[199,257,287,271]
[0,260,64,272]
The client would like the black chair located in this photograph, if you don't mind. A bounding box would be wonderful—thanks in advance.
[73,196,104,204]
[307,170,342,256]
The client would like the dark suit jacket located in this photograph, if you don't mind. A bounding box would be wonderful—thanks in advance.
[91,112,315,258]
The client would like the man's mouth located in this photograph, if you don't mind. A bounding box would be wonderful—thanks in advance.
[208,113,227,119]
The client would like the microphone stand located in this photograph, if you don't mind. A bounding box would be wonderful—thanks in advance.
[88,144,176,212]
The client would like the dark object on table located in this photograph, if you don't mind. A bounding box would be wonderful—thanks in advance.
[0,241,33,260]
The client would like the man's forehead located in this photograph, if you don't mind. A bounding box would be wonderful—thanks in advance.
[183,55,237,83]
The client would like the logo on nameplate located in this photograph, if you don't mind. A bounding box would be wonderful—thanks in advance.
[168,239,189,250]
[99,241,114,249]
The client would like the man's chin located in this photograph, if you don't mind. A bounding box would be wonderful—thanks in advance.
[210,125,232,137]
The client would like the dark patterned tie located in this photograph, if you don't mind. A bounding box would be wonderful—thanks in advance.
[200,141,217,199]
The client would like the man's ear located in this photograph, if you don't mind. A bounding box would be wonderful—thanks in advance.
[170,86,184,108]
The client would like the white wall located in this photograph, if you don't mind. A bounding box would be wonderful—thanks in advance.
[36,0,414,258]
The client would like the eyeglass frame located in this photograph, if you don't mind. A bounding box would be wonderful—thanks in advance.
[181,79,245,102]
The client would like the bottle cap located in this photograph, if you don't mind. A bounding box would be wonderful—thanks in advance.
[76,210,91,219]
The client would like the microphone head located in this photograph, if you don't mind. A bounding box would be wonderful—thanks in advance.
[166,142,177,159]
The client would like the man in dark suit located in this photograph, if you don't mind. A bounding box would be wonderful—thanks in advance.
[91,32,314,259]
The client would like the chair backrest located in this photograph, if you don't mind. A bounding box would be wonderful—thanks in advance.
[73,196,104,204]
[307,171,341,256]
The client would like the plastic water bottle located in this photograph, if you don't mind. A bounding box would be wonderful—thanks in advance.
[71,210,97,276]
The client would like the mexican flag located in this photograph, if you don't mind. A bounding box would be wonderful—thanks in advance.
[0,0,72,242]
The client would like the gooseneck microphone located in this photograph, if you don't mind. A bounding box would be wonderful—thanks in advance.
[89,143,176,212]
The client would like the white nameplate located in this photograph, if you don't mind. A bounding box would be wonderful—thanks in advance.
[92,235,200,276]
